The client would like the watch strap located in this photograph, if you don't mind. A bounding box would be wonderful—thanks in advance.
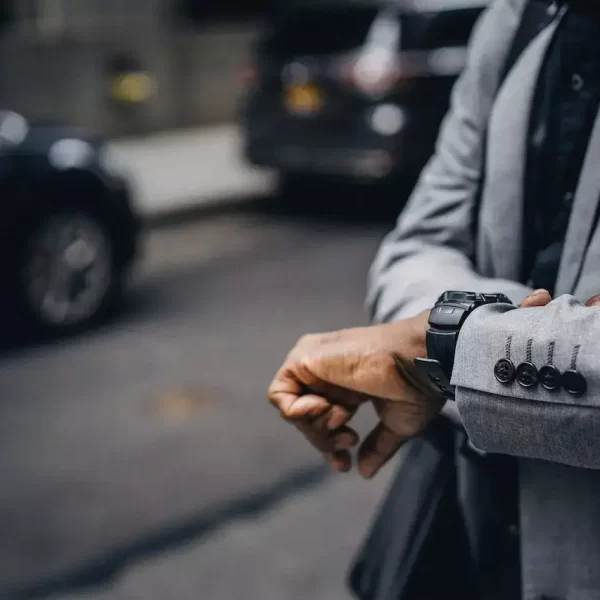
[426,328,460,383]
[414,291,513,401]
[414,357,456,400]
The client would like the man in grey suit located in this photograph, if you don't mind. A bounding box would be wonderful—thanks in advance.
[269,0,600,598]
[267,289,599,599]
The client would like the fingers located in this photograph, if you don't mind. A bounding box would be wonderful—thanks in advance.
[272,391,356,443]
[519,290,600,308]
[286,395,355,430]
[268,354,371,475]
[324,403,355,431]
[271,389,359,455]
[357,422,405,480]
[585,294,600,307]
[520,290,600,309]
[302,402,358,456]
[521,289,552,308]
[269,367,361,469]
[323,451,352,473]
[321,404,358,472]
[270,391,332,421]
[300,408,356,473]
[295,418,358,450]
[268,363,364,421]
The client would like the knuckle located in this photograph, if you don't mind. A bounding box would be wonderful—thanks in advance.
[298,333,315,346]
[267,392,279,408]
[267,377,283,402]
[295,357,314,382]
[279,403,295,420]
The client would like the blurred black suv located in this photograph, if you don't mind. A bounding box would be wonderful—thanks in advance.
[240,0,487,185]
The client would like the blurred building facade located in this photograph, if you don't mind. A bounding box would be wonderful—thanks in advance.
[0,0,268,136]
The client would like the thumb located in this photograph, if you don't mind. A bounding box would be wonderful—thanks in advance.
[357,422,405,480]
[521,289,552,308]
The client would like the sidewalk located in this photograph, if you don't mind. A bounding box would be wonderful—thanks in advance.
[109,124,276,220]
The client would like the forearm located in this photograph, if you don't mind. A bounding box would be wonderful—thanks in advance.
[453,296,600,469]
[368,244,532,322]
[367,0,526,324]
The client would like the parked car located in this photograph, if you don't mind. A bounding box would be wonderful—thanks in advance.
[239,0,488,188]
[0,110,141,336]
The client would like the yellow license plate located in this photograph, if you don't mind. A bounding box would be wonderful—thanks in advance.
[284,84,324,114]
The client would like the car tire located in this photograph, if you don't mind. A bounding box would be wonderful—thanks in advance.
[16,207,125,337]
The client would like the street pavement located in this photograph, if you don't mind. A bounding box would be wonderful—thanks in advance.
[0,202,400,600]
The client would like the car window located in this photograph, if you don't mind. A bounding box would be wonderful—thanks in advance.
[260,5,380,57]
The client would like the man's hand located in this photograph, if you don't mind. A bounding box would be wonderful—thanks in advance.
[268,312,443,479]
[521,289,553,308]
[270,290,600,480]
[521,289,600,308]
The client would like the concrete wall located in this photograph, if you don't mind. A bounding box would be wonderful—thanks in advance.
[0,23,260,137]
[168,26,259,130]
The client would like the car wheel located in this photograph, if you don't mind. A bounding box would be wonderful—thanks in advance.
[19,210,121,335]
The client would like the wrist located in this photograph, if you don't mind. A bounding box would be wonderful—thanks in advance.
[383,311,439,400]
[414,292,514,400]
[410,310,432,359]
[386,310,430,361]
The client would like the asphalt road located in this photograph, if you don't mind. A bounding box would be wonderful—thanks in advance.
[0,201,401,600]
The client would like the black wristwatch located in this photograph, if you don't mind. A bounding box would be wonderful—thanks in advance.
[414,291,513,400]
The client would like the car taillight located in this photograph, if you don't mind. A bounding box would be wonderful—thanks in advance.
[238,62,258,87]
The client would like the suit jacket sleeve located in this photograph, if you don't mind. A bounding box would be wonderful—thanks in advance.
[453,296,600,470]
[366,0,530,323]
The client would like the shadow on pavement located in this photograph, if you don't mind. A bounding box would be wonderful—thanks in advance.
[0,178,399,598]
[9,465,330,600]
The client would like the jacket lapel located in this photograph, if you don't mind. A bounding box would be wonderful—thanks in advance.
[555,110,600,295]
[480,19,562,281]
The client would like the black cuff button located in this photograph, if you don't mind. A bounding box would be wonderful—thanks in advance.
[539,364,561,392]
[562,369,587,397]
[494,359,515,384]
[516,362,539,388]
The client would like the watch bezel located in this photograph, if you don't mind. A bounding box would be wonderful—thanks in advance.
[429,291,512,331]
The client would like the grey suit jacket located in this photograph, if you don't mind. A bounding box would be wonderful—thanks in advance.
[367,1,600,599]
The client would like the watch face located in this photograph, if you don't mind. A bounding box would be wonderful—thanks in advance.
[481,293,512,305]
[439,291,478,304]
[429,303,468,329]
